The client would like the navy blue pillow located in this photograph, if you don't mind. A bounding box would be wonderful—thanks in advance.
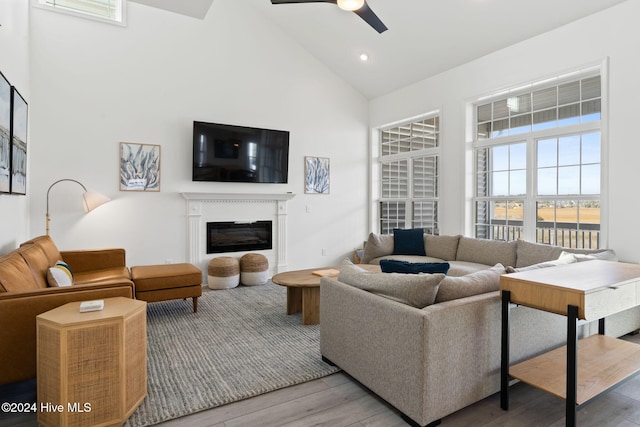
[380,260,450,275]
[393,228,426,256]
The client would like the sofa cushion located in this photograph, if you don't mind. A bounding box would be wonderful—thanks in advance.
[425,234,460,260]
[361,233,394,264]
[338,260,444,308]
[569,249,618,262]
[515,240,615,267]
[456,237,517,267]
[435,263,505,303]
[393,228,426,256]
[515,240,563,268]
[73,267,131,285]
[0,252,41,292]
[506,252,577,273]
[447,261,492,277]
[17,244,52,289]
[380,260,450,275]
[21,235,63,267]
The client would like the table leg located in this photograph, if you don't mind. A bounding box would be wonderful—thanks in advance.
[566,304,578,427]
[500,290,511,410]
[301,287,320,325]
[287,287,302,315]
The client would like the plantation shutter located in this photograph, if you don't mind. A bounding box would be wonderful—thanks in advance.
[379,115,440,234]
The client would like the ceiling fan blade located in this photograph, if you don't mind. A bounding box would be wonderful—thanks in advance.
[353,2,387,33]
[270,0,336,4]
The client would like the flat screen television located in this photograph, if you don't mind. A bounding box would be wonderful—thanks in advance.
[192,121,289,183]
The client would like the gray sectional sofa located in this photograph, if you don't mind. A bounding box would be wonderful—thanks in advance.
[320,233,638,427]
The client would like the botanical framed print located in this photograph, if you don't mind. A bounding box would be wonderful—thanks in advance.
[120,142,161,191]
[0,72,10,194]
[304,156,330,194]
[9,86,27,195]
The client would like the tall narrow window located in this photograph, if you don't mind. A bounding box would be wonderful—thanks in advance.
[475,142,526,241]
[535,132,601,248]
[379,115,440,234]
[473,69,603,248]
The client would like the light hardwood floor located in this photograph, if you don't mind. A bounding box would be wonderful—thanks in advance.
[3,334,640,427]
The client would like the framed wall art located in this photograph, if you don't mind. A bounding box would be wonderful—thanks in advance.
[0,72,10,194]
[10,86,27,195]
[304,156,330,194]
[120,142,161,192]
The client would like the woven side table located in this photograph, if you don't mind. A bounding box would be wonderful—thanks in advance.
[240,253,269,286]
[208,257,240,289]
[37,297,147,427]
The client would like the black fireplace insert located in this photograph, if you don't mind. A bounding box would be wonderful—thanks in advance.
[206,220,272,254]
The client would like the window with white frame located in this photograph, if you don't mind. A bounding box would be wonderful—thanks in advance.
[36,0,125,25]
[473,69,603,248]
[379,115,440,235]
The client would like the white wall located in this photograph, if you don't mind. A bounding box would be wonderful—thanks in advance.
[28,0,369,269]
[0,0,30,253]
[370,0,640,263]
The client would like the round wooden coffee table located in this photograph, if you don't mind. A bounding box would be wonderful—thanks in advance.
[272,264,380,325]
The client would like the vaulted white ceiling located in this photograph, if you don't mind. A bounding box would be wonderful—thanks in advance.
[132,0,629,99]
[130,0,215,19]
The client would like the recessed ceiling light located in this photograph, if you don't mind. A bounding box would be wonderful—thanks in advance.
[359,53,369,62]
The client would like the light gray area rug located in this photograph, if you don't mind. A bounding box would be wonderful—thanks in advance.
[125,282,338,427]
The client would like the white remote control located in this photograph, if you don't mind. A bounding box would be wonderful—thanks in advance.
[79,300,104,312]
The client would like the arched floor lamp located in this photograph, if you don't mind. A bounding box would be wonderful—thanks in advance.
[46,179,111,235]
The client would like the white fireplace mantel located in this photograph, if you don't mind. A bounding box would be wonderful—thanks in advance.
[179,192,296,276]
[180,192,295,202]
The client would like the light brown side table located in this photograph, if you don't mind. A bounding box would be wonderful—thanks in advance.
[37,297,147,427]
[500,260,640,426]
[272,264,380,325]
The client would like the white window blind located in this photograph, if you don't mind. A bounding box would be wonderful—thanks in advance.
[477,75,600,139]
[38,0,125,24]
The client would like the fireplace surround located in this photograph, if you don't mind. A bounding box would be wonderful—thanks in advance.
[180,192,295,277]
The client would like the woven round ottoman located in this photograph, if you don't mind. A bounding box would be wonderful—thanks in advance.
[239,253,269,286]
[207,257,240,290]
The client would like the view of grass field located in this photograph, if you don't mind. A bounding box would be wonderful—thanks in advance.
[537,207,600,223]
[492,205,600,224]
[488,204,601,248]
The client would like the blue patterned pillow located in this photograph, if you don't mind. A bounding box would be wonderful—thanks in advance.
[392,228,426,256]
[380,260,450,275]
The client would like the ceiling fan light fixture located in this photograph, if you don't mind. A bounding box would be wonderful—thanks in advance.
[337,0,365,12]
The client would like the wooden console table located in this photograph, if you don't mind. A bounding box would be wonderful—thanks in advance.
[500,260,640,426]
[37,297,147,427]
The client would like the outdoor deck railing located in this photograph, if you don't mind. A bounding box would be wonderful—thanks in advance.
[478,221,600,249]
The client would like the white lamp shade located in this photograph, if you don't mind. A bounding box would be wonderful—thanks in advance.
[82,191,110,213]
[337,0,365,11]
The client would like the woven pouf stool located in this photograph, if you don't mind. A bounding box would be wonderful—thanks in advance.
[240,253,269,286]
[208,257,240,290]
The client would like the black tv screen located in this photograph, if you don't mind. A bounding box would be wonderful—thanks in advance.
[193,121,289,183]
